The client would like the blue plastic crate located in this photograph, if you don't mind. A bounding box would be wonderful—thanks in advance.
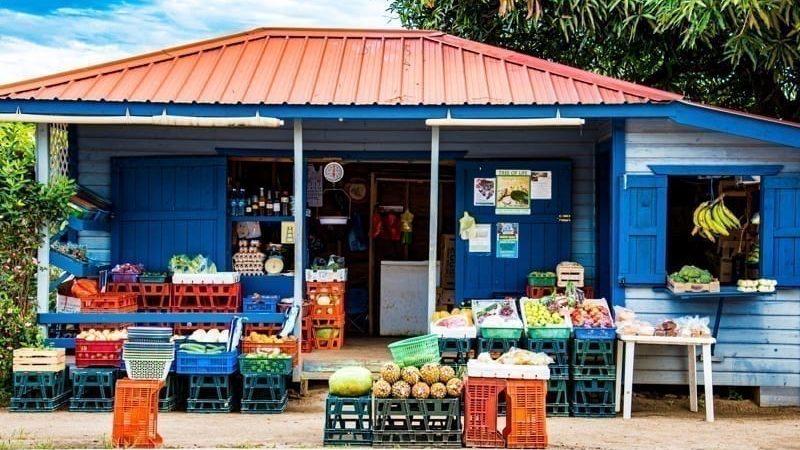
[573,326,616,341]
[177,351,238,375]
[243,294,280,313]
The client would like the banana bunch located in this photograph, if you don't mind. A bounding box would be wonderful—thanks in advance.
[691,198,741,242]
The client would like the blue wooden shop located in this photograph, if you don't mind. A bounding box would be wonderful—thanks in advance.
[1,28,798,405]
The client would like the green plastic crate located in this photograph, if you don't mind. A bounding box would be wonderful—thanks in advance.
[239,355,292,375]
[527,275,556,287]
[388,334,441,368]
[525,326,571,340]
[479,327,522,339]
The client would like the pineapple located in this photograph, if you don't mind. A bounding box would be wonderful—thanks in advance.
[411,382,431,399]
[430,382,447,399]
[380,362,401,384]
[446,378,463,397]
[419,363,440,385]
[372,379,392,398]
[391,380,411,399]
[401,366,421,385]
[438,366,456,383]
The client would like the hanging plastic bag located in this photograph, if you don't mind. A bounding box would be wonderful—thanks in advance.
[348,213,368,252]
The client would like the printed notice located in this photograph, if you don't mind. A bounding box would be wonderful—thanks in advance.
[468,224,491,253]
[496,169,531,215]
[473,178,496,206]
[531,171,552,200]
[496,222,519,258]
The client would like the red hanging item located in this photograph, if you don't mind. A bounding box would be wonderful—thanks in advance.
[371,210,383,239]
[385,212,401,241]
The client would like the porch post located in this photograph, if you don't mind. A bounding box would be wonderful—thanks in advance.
[35,124,51,318]
[293,119,304,376]
[427,126,440,320]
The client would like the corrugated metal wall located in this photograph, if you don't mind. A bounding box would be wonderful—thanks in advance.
[625,119,800,389]
[75,120,598,285]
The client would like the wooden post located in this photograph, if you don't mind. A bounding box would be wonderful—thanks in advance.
[35,124,50,322]
[427,126,440,322]
[293,119,304,381]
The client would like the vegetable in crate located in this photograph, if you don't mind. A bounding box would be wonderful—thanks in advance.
[112,263,143,274]
[328,366,374,397]
[669,265,714,284]
[571,303,613,328]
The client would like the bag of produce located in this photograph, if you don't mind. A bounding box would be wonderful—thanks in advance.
[497,347,553,366]
[675,315,711,338]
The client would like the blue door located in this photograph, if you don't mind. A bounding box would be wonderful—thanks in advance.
[111,157,227,271]
[762,175,800,286]
[455,160,572,303]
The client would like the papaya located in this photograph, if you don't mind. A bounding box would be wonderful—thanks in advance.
[71,279,99,297]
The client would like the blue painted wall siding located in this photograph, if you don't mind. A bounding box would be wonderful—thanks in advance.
[624,119,800,390]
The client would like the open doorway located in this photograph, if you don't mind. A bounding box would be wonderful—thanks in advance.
[667,176,761,284]
[306,161,455,339]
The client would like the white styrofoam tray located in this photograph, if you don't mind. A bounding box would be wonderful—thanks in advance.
[467,360,550,380]
[171,272,241,284]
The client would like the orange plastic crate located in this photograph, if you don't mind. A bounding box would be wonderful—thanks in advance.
[112,379,164,448]
[80,323,133,332]
[243,322,284,336]
[306,282,346,319]
[312,316,344,350]
[464,377,506,448]
[81,293,137,312]
[504,379,548,449]
[301,317,314,353]
[171,283,241,312]
[242,339,299,367]
[107,283,173,312]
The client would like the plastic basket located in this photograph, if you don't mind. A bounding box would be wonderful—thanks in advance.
[387,334,441,368]
[504,379,548,449]
[238,355,292,375]
[242,340,299,367]
[139,275,168,283]
[526,326,571,339]
[80,293,138,312]
[479,327,522,339]
[243,294,279,313]
[171,283,241,312]
[527,275,556,287]
[123,358,173,381]
[111,273,139,283]
[176,351,238,375]
[573,326,616,341]
[112,379,163,448]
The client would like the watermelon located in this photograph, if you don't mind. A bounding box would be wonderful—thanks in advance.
[328,367,373,397]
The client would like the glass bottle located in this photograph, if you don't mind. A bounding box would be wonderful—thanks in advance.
[251,195,260,216]
[272,190,281,215]
[280,191,289,216]
[237,189,246,216]
[258,187,266,216]
[265,190,273,216]
[229,187,238,216]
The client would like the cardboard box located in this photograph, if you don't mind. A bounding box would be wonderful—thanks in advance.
[719,259,733,283]
[56,280,81,313]
[439,234,455,289]
[436,288,455,311]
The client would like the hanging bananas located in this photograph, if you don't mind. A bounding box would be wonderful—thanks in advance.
[691,197,741,242]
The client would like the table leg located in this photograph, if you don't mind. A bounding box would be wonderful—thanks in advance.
[711,297,724,356]
[615,339,624,413]
[623,341,635,420]
[688,345,698,412]
[702,344,715,422]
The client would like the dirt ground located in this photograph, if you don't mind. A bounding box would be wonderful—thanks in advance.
[1,387,798,450]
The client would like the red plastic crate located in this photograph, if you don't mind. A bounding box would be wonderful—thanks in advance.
[307,282,345,319]
[79,323,133,332]
[244,322,284,336]
[312,316,344,350]
[504,379,548,449]
[525,286,555,299]
[75,339,124,368]
[242,339,299,367]
[138,283,172,312]
[107,282,140,294]
[112,379,164,448]
[81,292,138,312]
[171,283,241,312]
[464,377,506,448]
[301,316,314,353]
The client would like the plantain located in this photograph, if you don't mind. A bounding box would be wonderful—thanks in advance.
[692,201,709,229]
[719,202,741,228]
[709,202,731,236]
[700,227,716,242]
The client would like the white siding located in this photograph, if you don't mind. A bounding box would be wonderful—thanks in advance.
[76,120,598,284]
[625,119,800,390]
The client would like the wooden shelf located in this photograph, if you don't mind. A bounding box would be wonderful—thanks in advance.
[653,286,777,300]
[229,215,294,223]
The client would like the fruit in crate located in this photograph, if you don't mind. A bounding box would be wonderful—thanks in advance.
[243,350,292,373]
[372,379,392,398]
[245,331,297,344]
[523,299,566,327]
[446,378,463,397]
[669,265,714,284]
[77,328,127,341]
[430,382,447,399]
[111,263,143,274]
[380,362,401,384]
[473,300,523,328]
[315,328,340,339]
[401,366,421,385]
[438,366,456,383]
[570,303,613,328]
[419,363,440,385]
[391,380,411,399]
[431,308,474,327]
[186,328,229,344]
[411,382,431,399]
[328,366,374,397]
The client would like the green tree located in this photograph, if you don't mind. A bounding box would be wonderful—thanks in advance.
[0,123,74,401]
[389,0,800,120]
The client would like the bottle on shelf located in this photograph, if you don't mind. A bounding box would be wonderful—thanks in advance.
[265,190,273,216]
[280,191,290,216]
[229,187,238,216]
[251,194,260,216]
[237,189,246,216]
[258,187,266,216]
[272,190,281,216]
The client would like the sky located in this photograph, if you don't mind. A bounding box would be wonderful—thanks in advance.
[0,0,400,85]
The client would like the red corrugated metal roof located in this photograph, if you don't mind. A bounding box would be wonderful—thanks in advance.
[0,27,683,105]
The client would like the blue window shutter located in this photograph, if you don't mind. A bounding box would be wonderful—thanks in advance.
[762,176,800,286]
[618,174,667,285]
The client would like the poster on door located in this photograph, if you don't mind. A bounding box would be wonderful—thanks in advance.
[495,169,531,215]
[473,178,496,206]
[496,222,519,258]
[530,171,552,200]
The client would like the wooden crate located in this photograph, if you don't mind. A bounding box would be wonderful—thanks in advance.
[667,278,721,294]
[439,234,456,289]
[556,262,584,287]
[13,348,66,372]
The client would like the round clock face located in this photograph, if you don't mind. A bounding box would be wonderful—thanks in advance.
[265,257,284,274]
[323,162,345,183]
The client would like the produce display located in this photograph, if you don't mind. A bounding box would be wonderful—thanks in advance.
[615,306,711,338]
[76,328,128,341]
[472,300,523,328]
[570,302,614,328]
[328,366,374,397]
[111,263,143,275]
[51,242,89,262]
[244,332,297,344]
[430,308,474,328]
[241,350,292,373]
[178,342,227,354]
[183,328,229,344]
[691,196,741,242]
[669,265,714,284]
[521,298,567,327]
[747,244,759,264]
[528,271,556,278]
[476,348,553,366]
[737,279,777,293]
[70,278,99,298]
[169,254,217,274]
[373,362,463,399]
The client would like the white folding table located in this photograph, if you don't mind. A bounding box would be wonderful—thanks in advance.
[614,334,716,421]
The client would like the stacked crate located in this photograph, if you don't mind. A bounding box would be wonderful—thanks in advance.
[10,348,71,412]
[79,292,137,332]
[323,395,372,446]
[108,281,173,313]
[69,367,117,412]
[112,379,164,448]
[526,338,570,416]
[570,338,616,417]
[158,374,183,412]
[171,283,241,312]
[308,282,346,350]
[373,398,462,447]
[239,341,293,414]
[177,350,239,413]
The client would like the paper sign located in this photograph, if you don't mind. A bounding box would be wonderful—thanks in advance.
[496,222,519,258]
[531,171,552,200]
[281,221,295,244]
[496,170,531,215]
[473,178,496,206]
[469,224,491,253]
